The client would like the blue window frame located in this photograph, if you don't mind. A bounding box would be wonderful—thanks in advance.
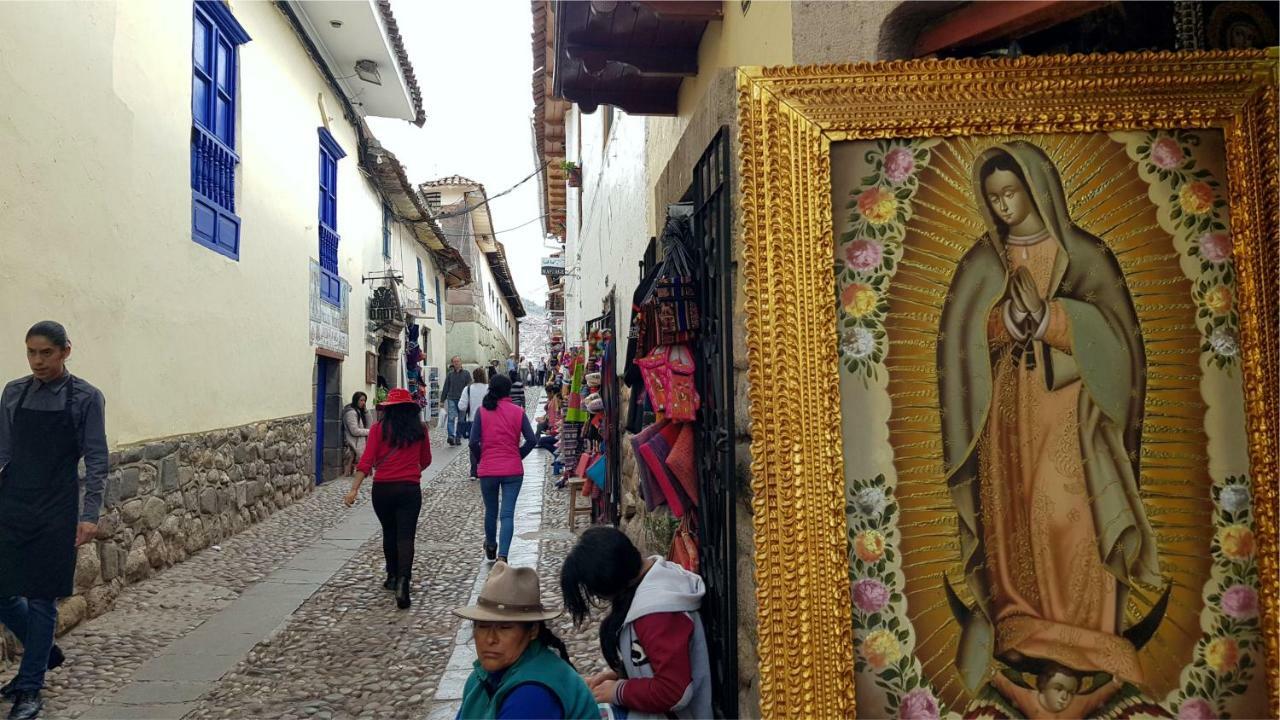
[417,258,427,312]
[382,204,391,259]
[191,0,250,259]
[434,276,442,324]
[317,127,346,306]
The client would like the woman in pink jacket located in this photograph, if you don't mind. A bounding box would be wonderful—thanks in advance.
[468,374,537,562]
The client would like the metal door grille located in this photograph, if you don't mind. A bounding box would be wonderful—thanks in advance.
[691,127,738,719]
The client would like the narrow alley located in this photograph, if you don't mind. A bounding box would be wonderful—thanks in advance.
[19,391,602,720]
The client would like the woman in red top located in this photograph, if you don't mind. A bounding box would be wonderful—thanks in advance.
[343,388,432,609]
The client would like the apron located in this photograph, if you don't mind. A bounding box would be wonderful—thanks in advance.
[0,376,80,598]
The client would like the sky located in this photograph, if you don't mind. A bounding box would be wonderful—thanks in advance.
[367,0,550,302]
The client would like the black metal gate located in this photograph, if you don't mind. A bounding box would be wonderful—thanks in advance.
[691,127,738,718]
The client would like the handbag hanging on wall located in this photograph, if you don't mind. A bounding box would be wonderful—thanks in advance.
[670,514,699,574]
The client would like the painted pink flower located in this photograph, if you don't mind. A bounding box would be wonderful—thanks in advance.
[1221,584,1259,619]
[1200,232,1232,263]
[1151,137,1185,170]
[852,578,890,613]
[845,239,884,271]
[899,688,941,720]
[1176,697,1215,720]
[884,148,916,183]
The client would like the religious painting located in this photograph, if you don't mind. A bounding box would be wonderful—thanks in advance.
[735,52,1277,719]
[833,130,1262,719]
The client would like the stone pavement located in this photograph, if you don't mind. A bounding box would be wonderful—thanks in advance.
[2,392,611,719]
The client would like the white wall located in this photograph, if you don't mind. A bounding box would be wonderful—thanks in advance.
[0,0,407,445]
[562,105,652,353]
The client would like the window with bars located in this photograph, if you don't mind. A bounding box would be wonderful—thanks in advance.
[317,127,345,306]
[190,0,250,259]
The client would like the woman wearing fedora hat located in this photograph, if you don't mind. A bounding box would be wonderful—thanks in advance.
[454,563,597,720]
[343,387,432,609]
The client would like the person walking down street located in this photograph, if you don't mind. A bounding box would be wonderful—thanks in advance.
[561,527,713,720]
[441,356,471,447]
[454,562,597,720]
[0,321,107,720]
[468,375,537,563]
[343,388,432,609]
[509,375,526,410]
[456,368,489,482]
[536,358,547,387]
[341,392,369,476]
[488,360,500,382]
[506,354,518,382]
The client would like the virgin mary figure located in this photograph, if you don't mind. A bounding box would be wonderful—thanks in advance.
[937,141,1162,712]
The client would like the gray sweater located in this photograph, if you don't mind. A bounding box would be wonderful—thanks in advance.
[441,369,471,401]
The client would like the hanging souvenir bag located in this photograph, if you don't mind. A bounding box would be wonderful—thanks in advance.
[585,454,607,489]
[670,515,699,574]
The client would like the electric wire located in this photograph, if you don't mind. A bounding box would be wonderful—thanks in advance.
[427,161,550,220]
[432,213,552,238]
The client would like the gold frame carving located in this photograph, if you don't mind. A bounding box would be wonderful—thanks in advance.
[736,50,1278,719]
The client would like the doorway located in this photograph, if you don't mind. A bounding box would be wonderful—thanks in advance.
[313,356,343,485]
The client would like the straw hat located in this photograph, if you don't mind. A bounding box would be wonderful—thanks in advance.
[452,562,562,622]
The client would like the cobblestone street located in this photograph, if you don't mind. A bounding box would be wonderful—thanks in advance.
[2,392,606,719]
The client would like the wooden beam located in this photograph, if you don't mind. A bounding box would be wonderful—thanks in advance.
[565,43,698,76]
[914,0,1112,56]
[636,1,722,22]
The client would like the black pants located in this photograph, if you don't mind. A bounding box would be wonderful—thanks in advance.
[371,483,422,578]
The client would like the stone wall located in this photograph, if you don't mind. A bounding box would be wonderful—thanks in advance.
[0,415,313,662]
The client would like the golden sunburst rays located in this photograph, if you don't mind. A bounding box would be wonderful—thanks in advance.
[866,132,1215,709]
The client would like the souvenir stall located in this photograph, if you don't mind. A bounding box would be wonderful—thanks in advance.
[403,324,431,420]
[622,203,703,572]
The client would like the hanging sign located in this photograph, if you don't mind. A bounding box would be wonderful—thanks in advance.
[541,256,566,277]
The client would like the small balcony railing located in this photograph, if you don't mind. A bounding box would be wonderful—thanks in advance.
[191,125,238,213]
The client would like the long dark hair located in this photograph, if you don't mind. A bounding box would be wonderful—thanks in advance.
[534,622,574,669]
[483,374,512,411]
[978,151,1031,237]
[560,527,643,673]
[348,392,368,426]
[381,403,425,448]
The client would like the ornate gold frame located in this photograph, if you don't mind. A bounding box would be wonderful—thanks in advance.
[736,50,1278,718]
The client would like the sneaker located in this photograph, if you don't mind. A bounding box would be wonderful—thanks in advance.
[383,573,396,591]
[469,476,477,482]
[484,543,497,561]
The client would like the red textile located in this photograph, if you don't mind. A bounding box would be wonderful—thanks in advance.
[356,422,432,482]
[617,612,695,714]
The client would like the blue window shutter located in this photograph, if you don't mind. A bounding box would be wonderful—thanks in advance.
[435,276,442,323]
[191,1,248,260]
[417,258,427,312]
[316,128,343,305]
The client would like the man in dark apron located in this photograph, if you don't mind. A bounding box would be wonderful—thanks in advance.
[0,322,107,720]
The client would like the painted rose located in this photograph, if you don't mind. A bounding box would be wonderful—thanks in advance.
[1219,485,1250,513]
[884,147,916,184]
[1176,697,1216,720]
[854,529,887,563]
[843,326,876,360]
[1204,285,1233,314]
[842,283,879,319]
[845,238,884,271]
[1150,137,1185,170]
[898,688,941,720]
[1209,328,1239,358]
[1217,524,1255,560]
[1199,231,1232,263]
[1204,637,1240,674]
[1179,181,1215,216]
[1221,584,1259,620]
[852,578,890,613]
[852,486,886,516]
[857,187,898,225]
[861,629,901,670]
